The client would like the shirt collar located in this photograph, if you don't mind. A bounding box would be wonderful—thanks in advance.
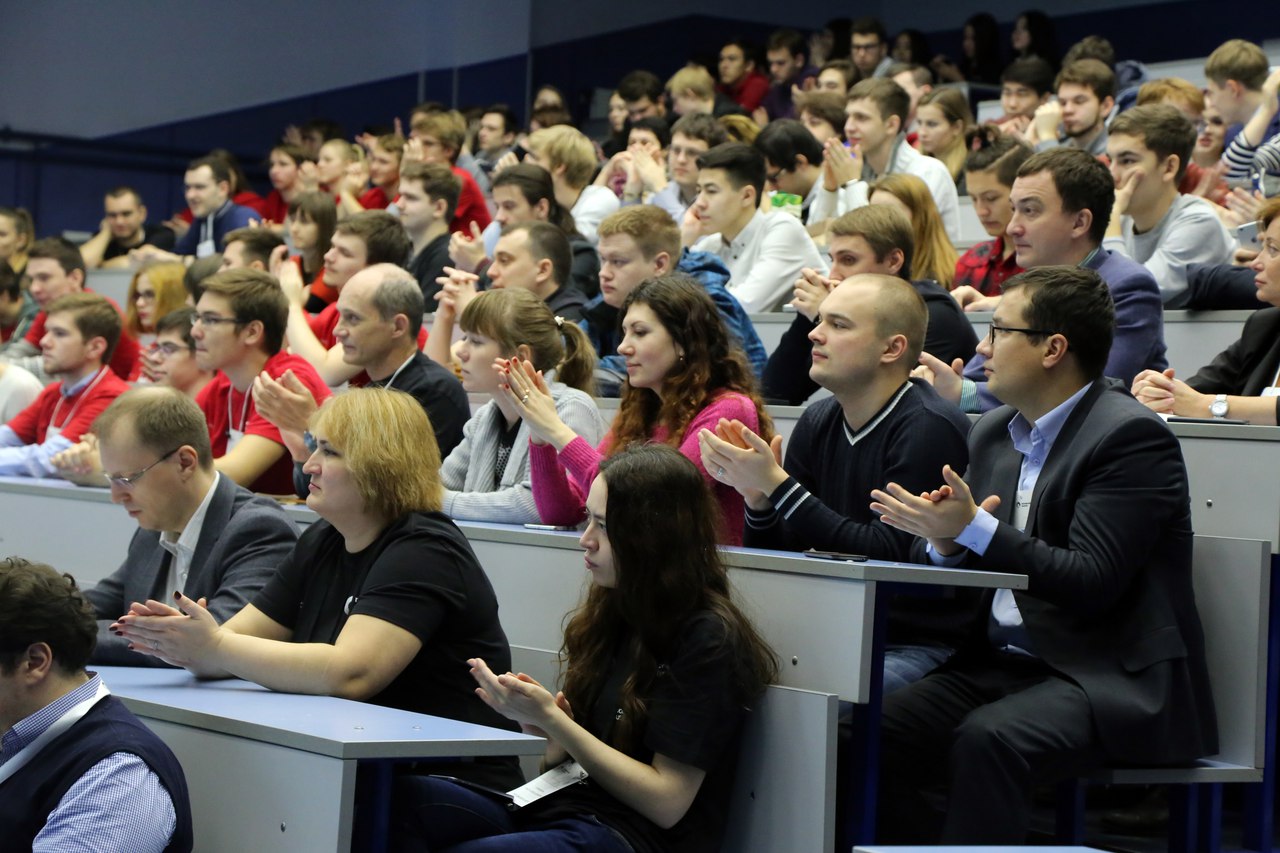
[1,674,103,765]
[160,472,221,558]
[1008,382,1091,457]
[727,210,765,253]
[60,368,102,399]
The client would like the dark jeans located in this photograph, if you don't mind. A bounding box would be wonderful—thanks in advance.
[391,775,632,853]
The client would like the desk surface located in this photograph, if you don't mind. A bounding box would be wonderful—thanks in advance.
[95,665,544,761]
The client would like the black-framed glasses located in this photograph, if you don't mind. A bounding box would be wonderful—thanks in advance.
[987,323,1055,346]
[104,447,181,488]
[191,313,248,328]
[765,166,785,184]
[152,341,193,358]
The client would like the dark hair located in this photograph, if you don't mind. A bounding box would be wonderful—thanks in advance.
[887,62,934,88]
[893,29,932,65]
[962,13,1003,84]
[0,558,97,676]
[560,444,778,752]
[696,142,766,203]
[183,255,222,305]
[222,227,285,267]
[670,113,729,148]
[610,275,772,458]
[1018,147,1115,244]
[460,287,597,394]
[492,164,577,234]
[399,161,462,222]
[187,154,232,186]
[0,207,35,257]
[269,143,315,168]
[1001,57,1056,96]
[529,106,574,130]
[505,221,572,289]
[617,70,664,104]
[848,78,911,126]
[483,103,518,136]
[767,27,806,58]
[819,59,857,90]
[93,386,214,469]
[1014,10,1059,68]
[629,116,671,149]
[1063,35,1116,69]
[104,185,144,206]
[1109,104,1197,183]
[755,119,825,171]
[0,264,19,301]
[964,127,1034,184]
[47,292,122,364]
[797,91,847,135]
[156,306,198,350]
[1055,58,1116,101]
[286,190,337,270]
[851,16,888,44]
[1001,265,1115,379]
[334,210,411,267]
[201,268,289,354]
[300,118,344,143]
[27,236,85,278]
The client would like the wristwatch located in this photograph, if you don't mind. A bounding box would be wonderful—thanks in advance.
[1210,394,1229,419]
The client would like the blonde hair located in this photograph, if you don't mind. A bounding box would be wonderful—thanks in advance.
[871,173,958,288]
[718,114,760,144]
[310,389,443,521]
[126,262,187,335]
[668,65,715,100]
[525,126,598,188]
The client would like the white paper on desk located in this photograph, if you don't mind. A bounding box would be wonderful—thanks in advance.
[507,759,588,807]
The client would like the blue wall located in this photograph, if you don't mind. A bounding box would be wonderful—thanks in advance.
[2,1,1275,239]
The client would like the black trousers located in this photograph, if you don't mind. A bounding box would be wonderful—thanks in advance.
[877,650,1107,844]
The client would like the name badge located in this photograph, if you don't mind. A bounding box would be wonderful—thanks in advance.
[506,759,588,808]
[1263,387,1280,398]
[227,428,245,451]
[196,238,215,258]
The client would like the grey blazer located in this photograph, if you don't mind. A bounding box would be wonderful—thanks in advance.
[86,474,299,666]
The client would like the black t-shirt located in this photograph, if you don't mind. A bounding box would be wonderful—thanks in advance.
[409,233,453,305]
[371,352,469,459]
[518,611,751,853]
[252,511,523,787]
[101,224,176,262]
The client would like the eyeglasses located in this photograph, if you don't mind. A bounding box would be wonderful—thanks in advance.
[104,447,180,489]
[765,167,785,184]
[191,313,248,328]
[152,341,193,357]
[851,41,883,52]
[135,291,157,302]
[988,323,1055,345]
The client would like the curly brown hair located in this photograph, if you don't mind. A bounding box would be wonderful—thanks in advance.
[605,274,772,455]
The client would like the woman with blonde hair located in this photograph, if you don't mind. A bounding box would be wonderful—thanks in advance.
[430,287,606,523]
[114,388,524,790]
[126,263,188,341]
[915,88,974,193]
[870,173,959,289]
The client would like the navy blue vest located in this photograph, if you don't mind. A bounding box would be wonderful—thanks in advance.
[0,694,193,852]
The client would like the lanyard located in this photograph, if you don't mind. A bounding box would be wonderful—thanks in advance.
[227,385,253,435]
[49,367,109,432]
[380,353,416,390]
[0,680,110,784]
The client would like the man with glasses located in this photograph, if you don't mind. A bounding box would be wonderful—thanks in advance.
[919,148,1166,412]
[80,387,297,666]
[870,266,1215,843]
[192,269,330,493]
[149,307,213,398]
[0,293,129,477]
[850,17,893,80]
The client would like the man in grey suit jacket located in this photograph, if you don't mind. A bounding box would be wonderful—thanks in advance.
[870,266,1217,843]
[84,387,298,665]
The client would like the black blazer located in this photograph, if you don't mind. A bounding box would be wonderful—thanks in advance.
[1186,306,1280,421]
[959,379,1218,764]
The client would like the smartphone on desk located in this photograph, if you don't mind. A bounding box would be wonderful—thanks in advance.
[803,548,869,562]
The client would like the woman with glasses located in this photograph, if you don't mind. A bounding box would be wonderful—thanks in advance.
[392,444,778,853]
[113,389,526,789]
[126,263,188,344]
[1132,199,1280,424]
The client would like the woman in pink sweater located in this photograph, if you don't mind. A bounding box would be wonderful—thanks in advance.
[500,274,772,544]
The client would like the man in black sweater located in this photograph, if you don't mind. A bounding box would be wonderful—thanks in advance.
[762,204,977,404]
[700,272,975,693]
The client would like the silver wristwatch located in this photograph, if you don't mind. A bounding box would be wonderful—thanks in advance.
[1210,394,1229,419]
